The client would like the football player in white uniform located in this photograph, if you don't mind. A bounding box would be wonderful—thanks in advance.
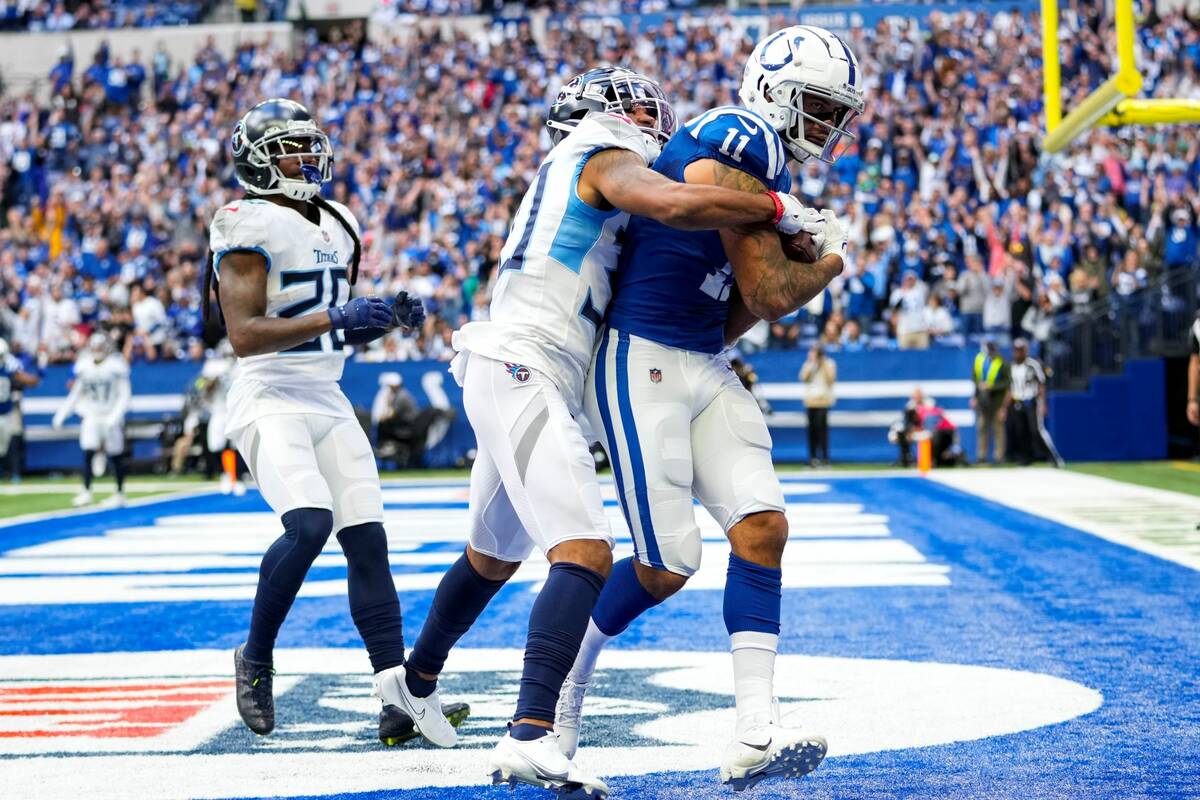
[555,28,865,792]
[396,67,819,798]
[206,99,462,748]
[0,339,39,482]
[198,341,244,496]
[52,333,131,507]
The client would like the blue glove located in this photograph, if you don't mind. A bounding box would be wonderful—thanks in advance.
[328,296,393,330]
[391,290,426,330]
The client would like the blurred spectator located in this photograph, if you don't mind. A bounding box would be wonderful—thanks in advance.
[955,255,989,336]
[843,262,876,332]
[839,319,868,351]
[924,294,955,340]
[730,356,770,416]
[890,271,930,350]
[800,344,835,467]
[1020,293,1056,359]
[982,275,1014,343]
[372,372,423,467]
[0,4,1196,365]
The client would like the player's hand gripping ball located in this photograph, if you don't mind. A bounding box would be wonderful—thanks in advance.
[780,230,820,263]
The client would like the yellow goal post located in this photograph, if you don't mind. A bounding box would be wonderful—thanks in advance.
[1042,0,1200,153]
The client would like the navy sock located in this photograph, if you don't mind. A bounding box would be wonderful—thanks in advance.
[513,562,605,725]
[112,455,127,493]
[82,450,95,490]
[509,722,551,742]
[407,551,508,696]
[723,553,782,636]
[337,522,406,673]
[243,508,333,664]
[591,556,662,637]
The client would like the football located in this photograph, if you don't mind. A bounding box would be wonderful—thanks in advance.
[780,230,820,263]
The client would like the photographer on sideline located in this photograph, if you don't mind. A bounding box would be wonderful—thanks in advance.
[801,344,836,467]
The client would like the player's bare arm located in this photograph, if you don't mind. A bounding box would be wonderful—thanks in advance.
[219,251,336,357]
[13,370,39,388]
[581,148,785,231]
[686,159,843,321]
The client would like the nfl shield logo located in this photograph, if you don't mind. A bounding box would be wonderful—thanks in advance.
[649,368,662,384]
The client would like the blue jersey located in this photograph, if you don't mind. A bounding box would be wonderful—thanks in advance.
[0,355,24,414]
[606,107,791,354]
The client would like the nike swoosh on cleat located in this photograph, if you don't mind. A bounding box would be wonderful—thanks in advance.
[517,751,570,781]
[741,739,771,752]
[396,679,426,720]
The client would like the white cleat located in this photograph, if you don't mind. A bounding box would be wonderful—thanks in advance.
[554,676,590,759]
[372,664,458,748]
[71,490,94,507]
[100,492,126,508]
[720,721,827,792]
[489,731,609,799]
[232,481,246,497]
[219,473,233,495]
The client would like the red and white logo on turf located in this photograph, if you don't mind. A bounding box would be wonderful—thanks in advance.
[0,678,232,741]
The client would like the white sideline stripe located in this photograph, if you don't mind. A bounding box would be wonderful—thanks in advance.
[23,381,975,413]
[932,468,1200,572]
[760,379,974,401]
[770,410,975,428]
[23,394,183,415]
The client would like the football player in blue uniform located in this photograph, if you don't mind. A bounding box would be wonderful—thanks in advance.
[0,339,39,482]
[555,27,865,791]
[396,67,818,798]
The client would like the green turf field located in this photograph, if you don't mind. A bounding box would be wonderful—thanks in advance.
[0,462,1193,521]
[1067,461,1200,499]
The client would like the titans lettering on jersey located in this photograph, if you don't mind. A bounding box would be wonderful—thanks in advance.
[606,107,790,355]
[453,113,654,413]
[209,198,356,377]
[0,355,23,414]
[208,197,361,433]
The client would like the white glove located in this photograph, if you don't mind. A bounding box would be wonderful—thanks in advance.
[772,193,825,236]
[812,208,848,260]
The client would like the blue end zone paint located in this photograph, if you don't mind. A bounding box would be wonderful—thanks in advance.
[4,476,1200,798]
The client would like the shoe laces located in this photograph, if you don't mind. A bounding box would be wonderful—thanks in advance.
[558,680,588,726]
[248,665,275,709]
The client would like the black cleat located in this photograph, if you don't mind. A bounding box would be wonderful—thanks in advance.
[379,701,471,747]
[234,644,275,735]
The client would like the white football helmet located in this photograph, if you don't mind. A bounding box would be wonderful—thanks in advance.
[739,25,865,164]
[88,332,113,361]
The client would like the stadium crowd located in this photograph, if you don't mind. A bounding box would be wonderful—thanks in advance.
[0,0,213,31]
[0,2,1197,365]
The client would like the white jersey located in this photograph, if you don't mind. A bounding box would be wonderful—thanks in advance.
[71,355,130,420]
[209,198,360,433]
[452,114,655,414]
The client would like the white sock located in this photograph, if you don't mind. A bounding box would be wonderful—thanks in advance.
[568,618,612,684]
[730,631,778,735]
